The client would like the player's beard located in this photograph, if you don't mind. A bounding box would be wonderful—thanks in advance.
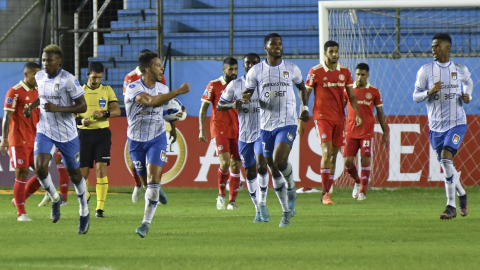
[225,74,237,83]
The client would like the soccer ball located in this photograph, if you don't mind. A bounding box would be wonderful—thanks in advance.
[163,98,187,121]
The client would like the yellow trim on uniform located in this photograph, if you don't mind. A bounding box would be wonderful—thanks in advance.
[78,84,118,130]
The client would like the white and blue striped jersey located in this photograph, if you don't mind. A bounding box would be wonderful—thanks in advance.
[35,69,85,142]
[413,61,474,132]
[220,76,260,143]
[245,60,303,131]
[125,78,169,142]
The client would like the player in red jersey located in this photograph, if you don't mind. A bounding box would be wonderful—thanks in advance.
[0,62,41,221]
[344,63,388,200]
[199,57,241,210]
[302,40,363,205]
[123,49,175,203]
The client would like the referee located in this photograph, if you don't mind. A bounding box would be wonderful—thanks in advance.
[76,62,121,218]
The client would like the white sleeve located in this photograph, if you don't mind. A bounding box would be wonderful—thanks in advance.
[66,76,85,99]
[245,68,257,90]
[292,64,303,85]
[413,66,429,103]
[220,81,236,103]
[125,83,144,102]
[461,65,474,98]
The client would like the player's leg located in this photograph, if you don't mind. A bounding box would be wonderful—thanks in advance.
[9,146,32,221]
[315,120,335,203]
[227,139,241,210]
[55,153,69,204]
[344,137,361,198]
[92,128,112,217]
[240,140,260,220]
[215,136,231,210]
[358,137,373,200]
[256,138,270,222]
[36,146,56,207]
[131,163,144,203]
[329,146,341,193]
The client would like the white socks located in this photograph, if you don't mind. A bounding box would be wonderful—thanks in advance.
[280,162,295,189]
[246,177,259,212]
[143,183,160,225]
[440,159,458,208]
[272,176,289,212]
[74,177,89,216]
[258,173,268,206]
[38,173,60,202]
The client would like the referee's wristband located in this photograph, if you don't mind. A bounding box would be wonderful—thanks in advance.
[102,110,111,118]
[75,117,83,126]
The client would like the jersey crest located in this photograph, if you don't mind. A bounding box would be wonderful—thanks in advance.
[99,97,107,109]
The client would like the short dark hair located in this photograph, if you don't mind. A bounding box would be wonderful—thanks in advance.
[24,62,41,71]
[264,33,282,46]
[433,33,452,45]
[243,53,260,61]
[324,40,339,52]
[355,63,369,72]
[138,51,158,74]
[43,44,62,59]
[140,49,151,54]
[223,57,238,66]
[87,62,104,74]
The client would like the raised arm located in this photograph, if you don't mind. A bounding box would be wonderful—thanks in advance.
[135,83,189,107]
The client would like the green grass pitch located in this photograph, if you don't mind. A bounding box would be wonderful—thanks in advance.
[0,187,478,270]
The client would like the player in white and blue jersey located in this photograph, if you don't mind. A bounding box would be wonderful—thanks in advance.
[124,51,189,238]
[23,44,90,234]
[218,53,272,223]
[413,33,472,219]
[243,33,310,227]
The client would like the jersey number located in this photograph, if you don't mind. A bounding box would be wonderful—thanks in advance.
[363,140,370,147]
[133,161,143,170]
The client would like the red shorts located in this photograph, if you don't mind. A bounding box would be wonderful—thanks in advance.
[213,136,240,159]
[314,119,345,147]
[343,136,373,157]
[9,146,34,169]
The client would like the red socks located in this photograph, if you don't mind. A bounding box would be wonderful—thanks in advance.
[14,179,27,216]
[132,168,142,188]
[218,169,229,196]
[328,174,335,192]
[57,165,69,201]
[360,163,371,194]
[228,171,240,203]
[25,175,41,200]
[321,168,331,194]
[346,165,361,184]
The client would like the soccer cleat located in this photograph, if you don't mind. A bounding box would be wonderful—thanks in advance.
[440,205,457,220]
[132,186,141,203]
[159,187,168,205]
[253,212,263,223]
[11,198,16,207]
[50,194,64,223]
[352,184,360,199]
[95,209,104,218]
[216,196,226,210]
[17,214,32,222]
[259,204,270,222]
[287,187,297,211]
[321,193,336,205]
[357,193,366,201]
[78,212,90,234]
[60,201,68,207]
[38,194,51,207]
[459,193,468,217]
[227,202,238,210]
[279,209,295,227]
[135,223,150,238]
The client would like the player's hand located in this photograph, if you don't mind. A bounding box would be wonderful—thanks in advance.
[82,118,92,127]
[356,115,363,127]
[169,127,177,144]
[44,100,60,112]
[199,129,207,142]
[461,92,471,104]
[428,81,442,95]
[299,110,310,122]
[297,121,305,137]
[234,99,243,110]
[382,132,389,146]
[242,92,252,104]
[176,83,190,95]
[23,104,32,118]
[0,139,8,155]
[91,110,104,119]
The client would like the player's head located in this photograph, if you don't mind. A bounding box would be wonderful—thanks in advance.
[42,44,62,77]
[432,33,452,62]
[23,62,41,88]
[87,62,104,89]
[324,40,339,64]
[222,57,238,83]
[138,51,164,82]
[355,63,369,87]
[243,53,260,73]
[140,49,151,54]
[264,33,283,59]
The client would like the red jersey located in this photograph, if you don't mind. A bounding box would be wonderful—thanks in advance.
[3,81,40,147]
[305,62,354,122]
[345,82,383,138]
[201,76,239,139]
[123,66,167,94]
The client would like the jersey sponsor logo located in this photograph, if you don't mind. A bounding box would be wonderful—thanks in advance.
[17,159,23,165]
[323,82,345,87]
[366,93,372,99]
[99,97,107,109]
[357,100,372,105]
[452,134,460,144]
[264,90,287,98]
[135,110,162,116]
[54,84,60,92]
[433,93,457,100]
[287,132,294,141]
[440,84,458,89]
[451,72,457,80]
[339,74,345,80]
[283,71,290,79]
[242,107,261,114]
[39,95,62,100]
[6,97,12,104]
[74,79,81,86]
[262,82,290,88]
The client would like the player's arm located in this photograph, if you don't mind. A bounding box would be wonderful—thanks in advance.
[295,81,310,123]
[0,110,13,155]
[217,83,241,111]
[376,105,389,146]
[169,120,177,144]
[92,101,121,119]
[413,66,441,103]
[461,66,473,104]
[199,101,210,142]
[24,98,40,118]
[45,96,87,114]
[135,83,190,107]
[242,68,257,103]
[346,85,363,126]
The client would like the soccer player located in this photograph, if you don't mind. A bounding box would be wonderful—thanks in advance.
[343,63,388,201]
[76,61,121,218]
[217,53,271,222]
[0,62,41,221]
[123,49,176,203]
[243,33,310,227]
[24,44,90,234]
[413,33,471,219]
[199,57,242,210]
[303,40,363,205]
[124,51,189,237]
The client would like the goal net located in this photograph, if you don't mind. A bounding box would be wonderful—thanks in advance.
[321,3,480,188]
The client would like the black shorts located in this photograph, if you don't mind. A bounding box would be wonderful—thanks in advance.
[79,128,112,168]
